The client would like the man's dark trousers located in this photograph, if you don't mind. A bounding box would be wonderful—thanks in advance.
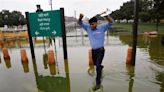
[92,47,105,85]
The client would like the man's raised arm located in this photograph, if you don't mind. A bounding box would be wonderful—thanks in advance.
[78,13,84,24]
[105,15,113,23]
[78,13,89,31]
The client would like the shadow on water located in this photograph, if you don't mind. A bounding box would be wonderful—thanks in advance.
[22,62,29,73]
[150,66,164,92]
[155,72,164,92]
[4,59,11,69]
[32,58,71,92]
[87,65,95,77]
[126,65,135,92]
[43,54,48,69]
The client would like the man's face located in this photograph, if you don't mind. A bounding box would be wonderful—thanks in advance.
[90,22,97,30]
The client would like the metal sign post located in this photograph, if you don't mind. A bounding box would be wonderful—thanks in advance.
[25,12,35,59]
[132,0,139,66]
[60,8,68,60]
[26,8,68,60]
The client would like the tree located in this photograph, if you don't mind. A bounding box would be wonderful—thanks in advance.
[139,12,151,22]
[152,0,164,31]
[0,12,3,27]
[1,10,10,26]
[111,0,164,23]
[120,1,134,22]
[11,11,26,26]
[111,9,124,22]
[111,0,134,23]
[0,10,26,27]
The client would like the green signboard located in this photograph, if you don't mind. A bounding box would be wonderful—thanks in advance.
[28,10,62,37]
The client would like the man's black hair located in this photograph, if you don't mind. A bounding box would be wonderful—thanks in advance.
[89,17,97,23]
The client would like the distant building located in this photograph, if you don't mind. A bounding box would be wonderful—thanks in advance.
[2,25,27,33]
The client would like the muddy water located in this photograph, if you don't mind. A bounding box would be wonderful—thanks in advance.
[0,33,163,92]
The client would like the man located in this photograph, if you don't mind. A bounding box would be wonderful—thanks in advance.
[78,13,113,91]
[36,5,43,12]
[35,5,43,41]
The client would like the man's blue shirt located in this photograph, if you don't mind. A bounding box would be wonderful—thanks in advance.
[79,21,112,49]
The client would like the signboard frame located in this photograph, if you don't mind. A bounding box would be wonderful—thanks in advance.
[28,10,62,37]
[25,8,68,60]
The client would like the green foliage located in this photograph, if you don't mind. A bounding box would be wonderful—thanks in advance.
[111,0,164,23]
[111,10,123,21]
[139,12,151,22]
[0,10,26,27]
[120,1,134,20]
[111,0,134,21]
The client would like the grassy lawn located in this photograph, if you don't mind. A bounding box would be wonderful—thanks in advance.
[112,23,164,34]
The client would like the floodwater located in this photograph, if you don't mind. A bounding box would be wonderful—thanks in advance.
[0,31,164,92]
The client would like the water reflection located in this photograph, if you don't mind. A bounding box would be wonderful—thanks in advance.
[0,56,1,64]
[48,64,56,75]
[32,59,71,92]
[155,72,164,92]
[4,59,11,69]
[150,67,164,92]
[87,65,95,77]
[22,62,29,73]
[0,38,23,48]
[126,65,135,92]
[0,38,49,49]
[119,34,164,66]
[147,35,164,65]
[89,85,103,92]
[43,53,57,75]
[43,54,48,69]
